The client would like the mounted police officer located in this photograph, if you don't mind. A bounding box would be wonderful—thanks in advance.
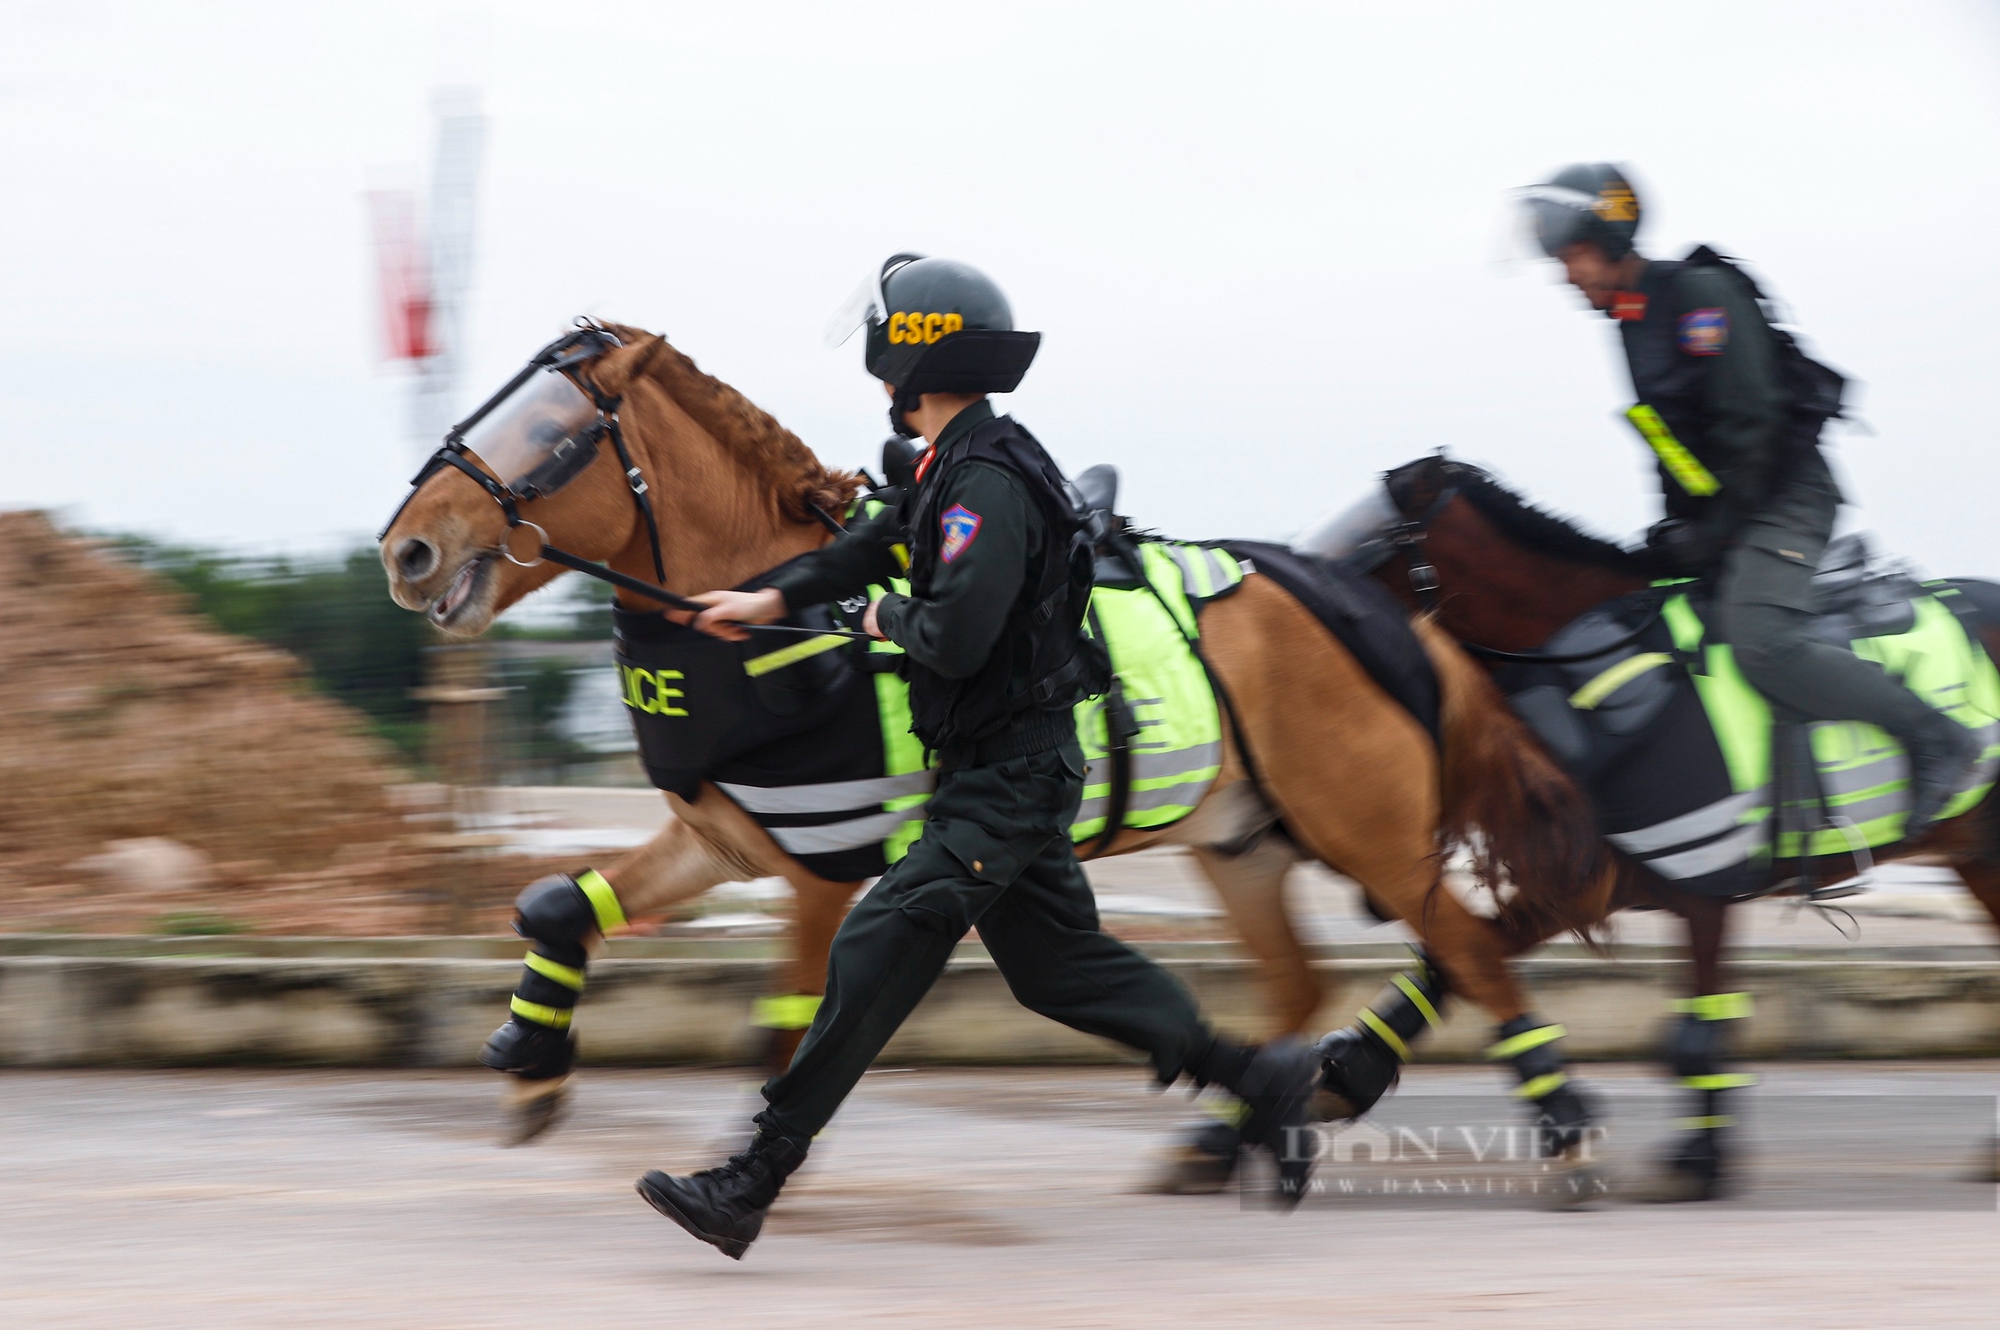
[1522,164,1980,835]
[633,254,1319,1258]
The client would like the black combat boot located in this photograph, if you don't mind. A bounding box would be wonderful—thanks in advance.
[1314,955,1450,1120]
[635,1129,809,1260]
[1902,710,1981,834]
[1192,1035,1320,1204]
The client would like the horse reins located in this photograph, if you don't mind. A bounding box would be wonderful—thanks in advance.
[382,320,869,641]
[1388,473,1667,667]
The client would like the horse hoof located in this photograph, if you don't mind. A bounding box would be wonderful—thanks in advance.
[1139,1120,1242,1195]
[1631,1166,1722,1204]
[1140,1147,1238,1195]
[498,1076,570,1147]
[1544,1158,1610,1210]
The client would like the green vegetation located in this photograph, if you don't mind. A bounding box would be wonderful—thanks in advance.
[112,538,434,754]
[150,911,250,937]
[108,536,612,767]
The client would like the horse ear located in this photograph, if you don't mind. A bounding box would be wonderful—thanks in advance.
[584,327,667,399]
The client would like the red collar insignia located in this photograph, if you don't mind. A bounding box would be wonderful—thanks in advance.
[1610,292,1648,322]
[913,445,936,482]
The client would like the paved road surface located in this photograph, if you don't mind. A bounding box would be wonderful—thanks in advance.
[5,1065,1996,1328]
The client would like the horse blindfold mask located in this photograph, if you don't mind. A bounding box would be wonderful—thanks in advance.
[456,368,606,500]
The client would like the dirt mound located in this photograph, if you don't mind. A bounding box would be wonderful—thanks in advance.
[0,512,549,935]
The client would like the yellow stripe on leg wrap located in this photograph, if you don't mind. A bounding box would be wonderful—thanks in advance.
[1515,1073,1569,1100]
[1359,1008,1412,1062]
[1205,1096,1253,1129]
[1682,1073,1757,1091]
[1487,1024,1566,1060]
[1671,992,1753,1021]
[575,869,626,934]
[511,996,573,1029]
[524,952,585,991]
[1390,972,1443,1029]
[751,994,823,1031]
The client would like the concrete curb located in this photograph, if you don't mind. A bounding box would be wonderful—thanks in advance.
[3,942,1999,1067]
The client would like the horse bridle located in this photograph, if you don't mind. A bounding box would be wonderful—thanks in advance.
[1383,465,1665,667]
[380,319,865,638]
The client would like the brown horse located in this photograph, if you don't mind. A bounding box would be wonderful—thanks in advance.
[379,325,1605,1160]
[1309,452,2000,1197]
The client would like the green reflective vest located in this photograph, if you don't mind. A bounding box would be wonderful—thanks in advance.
[1661,589,2000,860]
[866,538,1242,864]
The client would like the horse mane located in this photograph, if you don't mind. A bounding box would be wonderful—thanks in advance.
[1404,457,1644,573]
[601,323,864,522]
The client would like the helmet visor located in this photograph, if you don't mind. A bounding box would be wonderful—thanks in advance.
[824,271,882,349]
[1517,184,1600,258]
[458,367,604,498]
[824,253,929,350]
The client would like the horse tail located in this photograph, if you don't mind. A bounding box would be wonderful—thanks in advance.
[1417,618,1609,950]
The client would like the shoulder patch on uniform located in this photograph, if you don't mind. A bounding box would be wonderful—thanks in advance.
[1678,307,1729,355]
[939,504,982,563]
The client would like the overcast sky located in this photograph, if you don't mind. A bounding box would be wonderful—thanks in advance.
[6,0,1999,588]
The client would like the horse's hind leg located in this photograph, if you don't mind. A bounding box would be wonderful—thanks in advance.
[1142,831,1315,1195]
[755,868,864,1073]
[1950,855,2000,1180]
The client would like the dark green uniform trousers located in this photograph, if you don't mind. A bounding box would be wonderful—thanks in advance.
[1713,469,1933,733]
[757,736,1211,1144]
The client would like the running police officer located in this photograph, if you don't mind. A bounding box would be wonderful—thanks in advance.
[633,255,1319,1259]
[1522,164,1980,833]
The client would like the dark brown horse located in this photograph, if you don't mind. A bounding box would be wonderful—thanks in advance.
[1306,453,2000,1197]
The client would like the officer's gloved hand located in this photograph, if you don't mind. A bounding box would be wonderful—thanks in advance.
[1640,519,1718,576]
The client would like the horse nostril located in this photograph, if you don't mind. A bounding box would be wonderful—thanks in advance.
[396,538,439,581]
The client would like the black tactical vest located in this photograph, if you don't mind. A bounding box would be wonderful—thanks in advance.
[902,415,1103,750]
[1619,246,1845,520]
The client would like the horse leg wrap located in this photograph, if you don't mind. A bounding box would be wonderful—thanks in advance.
[1489,1015,1590,1157]
[479,870,625,1079]
[1314,954,1449,1119]
[750,994,824,1032]
[1661,993,1756,1185]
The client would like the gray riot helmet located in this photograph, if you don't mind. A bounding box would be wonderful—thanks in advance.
[1520,163,1643,261]
[827,254,1041,437]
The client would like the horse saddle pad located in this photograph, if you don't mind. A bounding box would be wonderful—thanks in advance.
[1499,572,2000,897]
[613,539,1245,881]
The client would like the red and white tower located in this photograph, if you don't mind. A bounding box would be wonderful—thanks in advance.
[368,87,487,457]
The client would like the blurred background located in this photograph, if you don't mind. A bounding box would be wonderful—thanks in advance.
[4,0,1998,937]
[5,6,2000,1323]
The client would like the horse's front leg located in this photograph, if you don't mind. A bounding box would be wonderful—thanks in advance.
[483,791,763,1146]
[1648,890,1749,1201]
